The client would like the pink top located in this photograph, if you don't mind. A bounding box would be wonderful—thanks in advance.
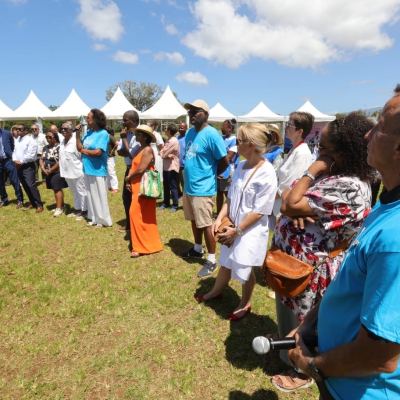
[160,136,179,172]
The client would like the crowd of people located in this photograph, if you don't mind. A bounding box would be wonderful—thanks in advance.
[1,85,400,399]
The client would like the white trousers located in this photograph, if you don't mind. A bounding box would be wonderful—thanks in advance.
[65,176,88,212]
[84,174,112,226]
[107,156,119,190]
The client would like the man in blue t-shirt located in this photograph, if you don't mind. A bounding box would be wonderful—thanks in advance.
[286,93,400,399]
[177,122,187,198]
[180,99,229,278]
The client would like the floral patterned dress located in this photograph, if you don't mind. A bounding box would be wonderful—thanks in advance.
[273,174,371,322]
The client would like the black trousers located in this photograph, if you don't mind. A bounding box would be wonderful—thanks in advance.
[18,162,42,207]
[122,166,132,230]
[162,170,179,209]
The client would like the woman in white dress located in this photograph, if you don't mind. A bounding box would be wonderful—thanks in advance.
[196,123,277,321]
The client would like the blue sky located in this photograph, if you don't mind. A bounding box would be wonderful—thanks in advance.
[1,0,400,116]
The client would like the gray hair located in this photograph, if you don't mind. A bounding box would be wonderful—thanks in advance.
[62,123,73,131]
[124,110,140,124]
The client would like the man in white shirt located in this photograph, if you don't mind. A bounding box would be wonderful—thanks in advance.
[31,124,47,184]
[117,110,140,233]
[13,124,43,212]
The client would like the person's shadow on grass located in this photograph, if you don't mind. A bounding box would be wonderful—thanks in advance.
[229,389,279,400]
[195,278,285,376]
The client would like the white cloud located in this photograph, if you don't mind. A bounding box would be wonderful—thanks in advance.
[165,23,179,35]
[76,0,124,42]
[16,18,27,27]
[349,80,374,85]
[182,0,400,69]
[154,51,185,66]
[92,43,108,51]
[176,71,209,86]
[168,0,185,9]
[160,14,180,35]
[113,51,139,64]
[299,97,311,102]
[141,49,152,54]
[5,0,27,4]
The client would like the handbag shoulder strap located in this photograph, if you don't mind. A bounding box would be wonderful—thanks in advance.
[327,234,355,259]
[234,160,265,224]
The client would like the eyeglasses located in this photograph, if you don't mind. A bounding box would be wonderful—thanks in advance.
[60,127,69,131]
[187,108,205,115]
[46,136,55,139]
[237,138,248,144]
[285,122,298,130]
[16,128,24,131]
[31,128,38,131]
[317,143,336,151]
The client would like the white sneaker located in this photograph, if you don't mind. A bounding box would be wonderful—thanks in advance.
[54,208,64,217]
[67,211,79,218]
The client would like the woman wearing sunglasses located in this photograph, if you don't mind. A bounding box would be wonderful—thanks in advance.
[40,131,68,217]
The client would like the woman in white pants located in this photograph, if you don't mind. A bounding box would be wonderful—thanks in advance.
[76,109,112,228]
[105,126,119,193]
[59,123,88,220]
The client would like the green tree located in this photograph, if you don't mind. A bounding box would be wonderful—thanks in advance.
[48,105,59,111]
[106,81,180,112]
[335,112,347,119]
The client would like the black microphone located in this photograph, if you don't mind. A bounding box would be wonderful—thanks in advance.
[252,335,318,355]
[73,123,87,133]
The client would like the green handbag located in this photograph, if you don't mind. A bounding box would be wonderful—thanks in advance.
[138,169,163,199]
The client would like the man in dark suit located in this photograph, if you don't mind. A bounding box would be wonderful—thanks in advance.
[0,128,24,208]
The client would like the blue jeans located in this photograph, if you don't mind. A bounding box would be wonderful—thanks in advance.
[162,170,179,209]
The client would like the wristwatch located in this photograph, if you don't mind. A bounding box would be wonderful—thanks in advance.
[308,357,326,382]
[236,226,244,236]
[302,171,315,180]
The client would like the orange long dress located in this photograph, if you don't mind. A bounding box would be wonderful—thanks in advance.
[129,151,163,255]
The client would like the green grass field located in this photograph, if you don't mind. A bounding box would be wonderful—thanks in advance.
[0,160,319,399]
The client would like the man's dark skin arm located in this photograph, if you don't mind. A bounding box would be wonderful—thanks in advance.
[288,309,400,378]
[117,128,130,158]
[217,156,230,175]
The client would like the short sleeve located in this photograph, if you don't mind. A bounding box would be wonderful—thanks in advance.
[306,177,370,231]
[117,139,123,151]
[210,132,227,161]
[155,132,164,146]
[251,166,277,215]
[96,132,109,153]
[361,251,400,344]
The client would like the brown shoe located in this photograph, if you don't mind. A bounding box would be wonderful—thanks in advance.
[16,202,23,209]
[0,201,9,207]
[23,205,34,211]
[36,206,44,213]
[118,226,130,233]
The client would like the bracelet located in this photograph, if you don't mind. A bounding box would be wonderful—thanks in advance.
[302,171,315,180]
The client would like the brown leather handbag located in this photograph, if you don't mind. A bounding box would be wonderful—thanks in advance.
[262,238,351,298]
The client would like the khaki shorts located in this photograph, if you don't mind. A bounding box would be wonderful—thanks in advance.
[183,193,214,228]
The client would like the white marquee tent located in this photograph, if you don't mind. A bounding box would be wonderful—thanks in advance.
[238,102,285,122]
[208,103,236,122]
[140,85,186,120]
[101,86,139,121]
[47,89,91,121]
[0,98,13,121]
[8,90,53,120]
[297,101,336,123]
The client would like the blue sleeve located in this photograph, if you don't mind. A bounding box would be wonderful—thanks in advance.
[361,251,400,344]
[210,132,227,161]
[96,132,109,153]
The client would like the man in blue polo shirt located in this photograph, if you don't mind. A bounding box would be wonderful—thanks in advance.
[180,100,229,278]
[286,92,400,399]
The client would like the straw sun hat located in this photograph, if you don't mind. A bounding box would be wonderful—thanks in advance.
[130,124,157,143]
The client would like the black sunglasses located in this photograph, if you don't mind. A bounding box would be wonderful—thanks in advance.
[60,127,69,131]
[46,136,55,139]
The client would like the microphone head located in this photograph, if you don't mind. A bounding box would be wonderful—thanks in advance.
[252,336,271,355]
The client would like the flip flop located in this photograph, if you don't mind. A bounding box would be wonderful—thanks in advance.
[130,252,140,258]
[272,369,314,393]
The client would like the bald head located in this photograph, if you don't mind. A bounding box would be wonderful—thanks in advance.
[50,125,58,134]
[178,122,187,136]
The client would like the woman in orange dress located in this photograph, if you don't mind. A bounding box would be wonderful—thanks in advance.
[124,125,163,258]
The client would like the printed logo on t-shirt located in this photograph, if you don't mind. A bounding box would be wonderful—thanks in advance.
[186,141,198,160]
[83,137,93,149]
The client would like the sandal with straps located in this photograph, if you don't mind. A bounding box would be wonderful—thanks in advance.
[272,369,314,393]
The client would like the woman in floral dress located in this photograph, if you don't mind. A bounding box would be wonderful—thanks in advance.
[270,112,375,392]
